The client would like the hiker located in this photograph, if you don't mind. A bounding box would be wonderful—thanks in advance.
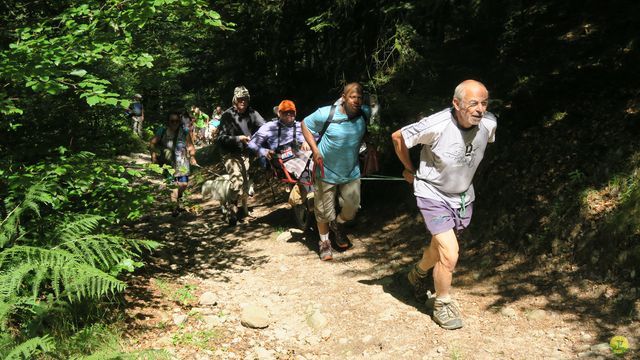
[192,106,209,144]
[127,94,145,137]
[301,82,371,261]
[206,106,223,143]
[248,99,310,164]
[216,86,265,224]
[149,111,198,216]
[212,106,223,121]
[391,79,496,330]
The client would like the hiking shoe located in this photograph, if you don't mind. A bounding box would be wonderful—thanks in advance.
[329,220,349,249]
[432,298,464,330]
[318,240,333,261]
[407,264,435,301]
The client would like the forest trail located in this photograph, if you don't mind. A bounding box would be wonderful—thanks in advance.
[120,153,636,360]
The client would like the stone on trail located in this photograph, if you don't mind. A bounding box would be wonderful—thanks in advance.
[590,343,610,352]
[198,291,217,306]
[173,313,188,325]
[526,309,546,320]
[254,346,275,360]
[241,304,270,329]
[276,231,293,242]
[306,309,328,330]
[500,306,517,318]
[203,314,226,328]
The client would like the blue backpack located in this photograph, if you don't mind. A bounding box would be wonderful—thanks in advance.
[130,102,143,117]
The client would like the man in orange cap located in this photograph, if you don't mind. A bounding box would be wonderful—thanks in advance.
[248,100,310,163]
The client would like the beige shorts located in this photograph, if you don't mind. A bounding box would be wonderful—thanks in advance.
[314,179,361,223]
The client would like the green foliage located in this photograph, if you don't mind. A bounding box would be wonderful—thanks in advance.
[171,329,219,349]
[153,278,198,306]
[0,151,162,358]
[1,0,228,114]
[3,151,155,222]
[2,335,55,360]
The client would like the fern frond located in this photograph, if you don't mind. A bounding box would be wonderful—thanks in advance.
[1,181,55,249]
[54,214,103,244]
[0,245,125,302]
[0,300,13,330]
[3,334,55,360]
[65,264,126,301]
[57,235,160,270]
[57,234,134,269]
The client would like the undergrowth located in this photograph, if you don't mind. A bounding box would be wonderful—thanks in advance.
[0,151,166,359]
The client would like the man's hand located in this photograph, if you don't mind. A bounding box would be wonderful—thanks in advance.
[190,157,199,166]
[402,168,415,184]
[238,135,250,144]
[265,150,275,160]
[301,142,311,151]
[313,152,324,171]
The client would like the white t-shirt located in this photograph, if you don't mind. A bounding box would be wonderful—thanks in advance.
[401,108,497,208]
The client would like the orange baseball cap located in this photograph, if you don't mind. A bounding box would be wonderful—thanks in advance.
[278,100,296,113]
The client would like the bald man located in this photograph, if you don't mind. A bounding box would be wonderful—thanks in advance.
[391,80,497,330]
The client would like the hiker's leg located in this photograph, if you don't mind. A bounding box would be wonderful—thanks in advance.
[336,179,360,223]
[431,229,459,298]
[224,154,244,203]
[314,180,337,236]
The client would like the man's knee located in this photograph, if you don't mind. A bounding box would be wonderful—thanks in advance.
[438,250,458,272]
[432,230,459,272]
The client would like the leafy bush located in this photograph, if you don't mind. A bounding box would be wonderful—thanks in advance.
[0,152,161,359]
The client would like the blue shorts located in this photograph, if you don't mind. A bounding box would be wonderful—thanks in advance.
[416,196,473,236]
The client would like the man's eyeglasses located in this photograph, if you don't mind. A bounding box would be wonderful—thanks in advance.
[281,111,295,117]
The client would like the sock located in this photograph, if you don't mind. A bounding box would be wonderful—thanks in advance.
[320,233,329,242]
[436,295,451,303]
[414,263,428,277]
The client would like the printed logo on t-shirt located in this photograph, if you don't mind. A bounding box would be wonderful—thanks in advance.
[445,142,477,168]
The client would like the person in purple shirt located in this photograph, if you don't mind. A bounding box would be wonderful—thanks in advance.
[248,99,310,163]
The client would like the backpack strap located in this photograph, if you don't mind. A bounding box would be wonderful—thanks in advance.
[299,105,337,184]
[317,104,337,144]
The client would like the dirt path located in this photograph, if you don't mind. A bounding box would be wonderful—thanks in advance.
[121,154,638,360]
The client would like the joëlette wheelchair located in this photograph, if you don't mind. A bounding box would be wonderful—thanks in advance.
[265,150,316,230]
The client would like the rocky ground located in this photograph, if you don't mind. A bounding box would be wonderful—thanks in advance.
[120,154,638,360]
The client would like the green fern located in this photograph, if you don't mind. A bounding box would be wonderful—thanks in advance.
[0,245,126,301]
[1,162,161,360]
[56,233,159,270]
[0,181,55,249]
[2,334,55,360]
[54,214,103,244]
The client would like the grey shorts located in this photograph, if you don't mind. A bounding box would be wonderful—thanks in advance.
[416,196,473,236]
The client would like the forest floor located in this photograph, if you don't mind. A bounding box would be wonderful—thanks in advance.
[119,152,638,360]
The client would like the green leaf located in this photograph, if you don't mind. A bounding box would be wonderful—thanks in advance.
[69,69,87,77]
[86,96,101,106]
